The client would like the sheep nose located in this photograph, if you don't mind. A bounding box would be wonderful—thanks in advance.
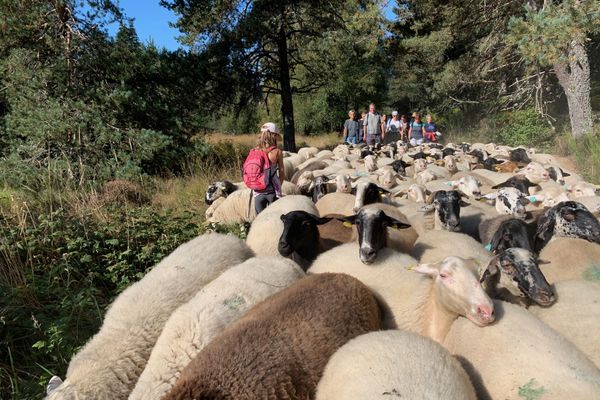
[477,305,495,321]
[360,248,377,264]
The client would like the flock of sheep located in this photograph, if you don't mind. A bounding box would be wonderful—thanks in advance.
[45,141,600,399]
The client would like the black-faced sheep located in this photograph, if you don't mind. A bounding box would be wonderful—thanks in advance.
[164,273,382,400]
[129,256,304,400]
[277,210,331,270]
[419,190,469,231]
[316,330,477,400]
[479,216,534,253]
[534,201,600,252]
[45,234,253,400]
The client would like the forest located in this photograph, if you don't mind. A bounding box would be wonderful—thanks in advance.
[1,0,599,398]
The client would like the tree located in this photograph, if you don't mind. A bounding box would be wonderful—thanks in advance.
[508,0,600,138]
[162,0,381,151]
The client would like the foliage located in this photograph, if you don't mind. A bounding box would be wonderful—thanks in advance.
[493,108,555,148]
[0,205,208,399]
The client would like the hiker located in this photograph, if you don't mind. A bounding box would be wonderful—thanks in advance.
[242,122,284,214]
[363,103,385,146]
[358,111,367,143]
[408,113,425,146]
[400,115,408,142]
[385,111,401,144]
[424,114,438,142]
[342,110,360,145]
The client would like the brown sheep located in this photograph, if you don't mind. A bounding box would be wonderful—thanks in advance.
[164,273,382,400]
[495,160,521,173]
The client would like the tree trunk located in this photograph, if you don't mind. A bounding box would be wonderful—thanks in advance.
[553,39,593,138]
[277,25,296,152]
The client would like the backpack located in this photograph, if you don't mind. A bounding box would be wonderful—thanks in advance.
[242,146,275,191]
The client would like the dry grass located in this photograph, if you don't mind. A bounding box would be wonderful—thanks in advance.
[204,132,341,150]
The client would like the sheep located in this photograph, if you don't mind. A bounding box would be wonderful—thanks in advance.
[478,216,533,252]
[415,168,437,185]
[338,205,414,264]
[479,247,555,307]
[333,174,351,193]
[310,175,330,203]
[206,188,256,224]
[316,330,477,400]
[204,180,240,205]
[417,190,470,232]
[246,195,318,257]
[468,169,514,187]
[443,300,600,400]
[546,164,571,185]
[374,167,403,189]
[568,181,597,198]
[529,280,600,368]
[491,174,539,195]
[316,192,356,216]
[495,160,521,173]
[277,211,332,270]
[45,233,253,400]
[163,273,382,400]
[575,195,600,215]
[538,238,600,284]
[411,230,492,267]
[352,180,390,212]
[448,175,482,199]
[482,187,531,218]
[204,196,225,221]
[129,256,304,400]
[534,201,600,252]
[510,147,531,163]
[297,146,319,160]
[443,154,459,174]
[309,245,495,342]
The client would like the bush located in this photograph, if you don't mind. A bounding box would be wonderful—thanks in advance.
[493,108,555,148]
[0,206,208,399]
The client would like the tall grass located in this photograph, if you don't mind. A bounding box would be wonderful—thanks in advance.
[554,132,600,183]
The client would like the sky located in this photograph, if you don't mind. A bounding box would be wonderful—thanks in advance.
[108,1,397,51]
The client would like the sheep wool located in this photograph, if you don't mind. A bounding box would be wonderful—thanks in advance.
[315,192,357,217]
[246,195,318,256]
[129,256,305,400]
[207,188,257,224]
[164,273,382,400]
[45,233,254,400]
[316,330,476,400]
[411,230,492,267]
[539,238,600,284]
[529,280,600,368]
[444,300,600,400]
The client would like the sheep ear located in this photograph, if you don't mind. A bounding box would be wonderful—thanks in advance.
[384,215,411,230]
[561,169,570,177]
[418,204,435,213]
[459,200,470,207]
[47,376,63,394]
[313,216,332,225]
[414,262,440,277]
[480,256,500,283]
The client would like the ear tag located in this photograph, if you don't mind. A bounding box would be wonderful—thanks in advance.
[527,196,538,203]
[380,193,386,200]
[484,243,492,252]
[445,181,453,186]
[406,264,417,270]
[343,221,353,228]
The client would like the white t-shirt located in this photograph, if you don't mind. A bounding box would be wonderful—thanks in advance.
[387,119,401,133]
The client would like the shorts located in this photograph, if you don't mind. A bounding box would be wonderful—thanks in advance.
[410,138,424,146]
[345,136,358,145]
[366,134,382,146]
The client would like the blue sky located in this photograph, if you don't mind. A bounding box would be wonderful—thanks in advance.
[109,1,397,51]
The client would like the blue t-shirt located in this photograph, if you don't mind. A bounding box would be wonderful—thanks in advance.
[411,122,424,139]
[424,122,437,133]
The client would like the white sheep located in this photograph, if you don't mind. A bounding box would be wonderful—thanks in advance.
[245,195,318,256]
[315,192,356,217]
[128,256,304,400]
[316,330,476,400]
[529,280,600,368]
[309,245,495,342]
[444,300,600,400]
[568,181,597,198]
[45,233,253,400]
[297,146,319,160]
[411,230,492,267]
[539,238,600,284]
[206,189,256,224]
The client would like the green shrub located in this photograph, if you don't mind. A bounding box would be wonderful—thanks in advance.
[0,206,207,399]
[493,108,555,148]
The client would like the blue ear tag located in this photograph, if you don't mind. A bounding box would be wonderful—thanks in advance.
[527,196,538,203]
[445,181,453,186]
[484,243,492,252]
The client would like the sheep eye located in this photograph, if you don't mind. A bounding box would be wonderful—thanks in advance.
[439,273,449,279]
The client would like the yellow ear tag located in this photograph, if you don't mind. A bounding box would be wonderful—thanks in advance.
[343,221,353,228]
[406,264,417,270]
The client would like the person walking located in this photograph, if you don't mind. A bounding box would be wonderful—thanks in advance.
[362,103,385,146]
[423,114,438,142]
[342,110,360,145]
[385,111,401,144]
[408,113,425,146]
[358,111,366,143]
[400,115,408,143]
[242,122,285,215]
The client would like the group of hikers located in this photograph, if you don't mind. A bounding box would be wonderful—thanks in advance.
[242,104,442,214]
[342,103,441,147]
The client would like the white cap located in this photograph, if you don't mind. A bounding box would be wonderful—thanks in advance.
[261,122,279,134]
[392,111,398,116]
